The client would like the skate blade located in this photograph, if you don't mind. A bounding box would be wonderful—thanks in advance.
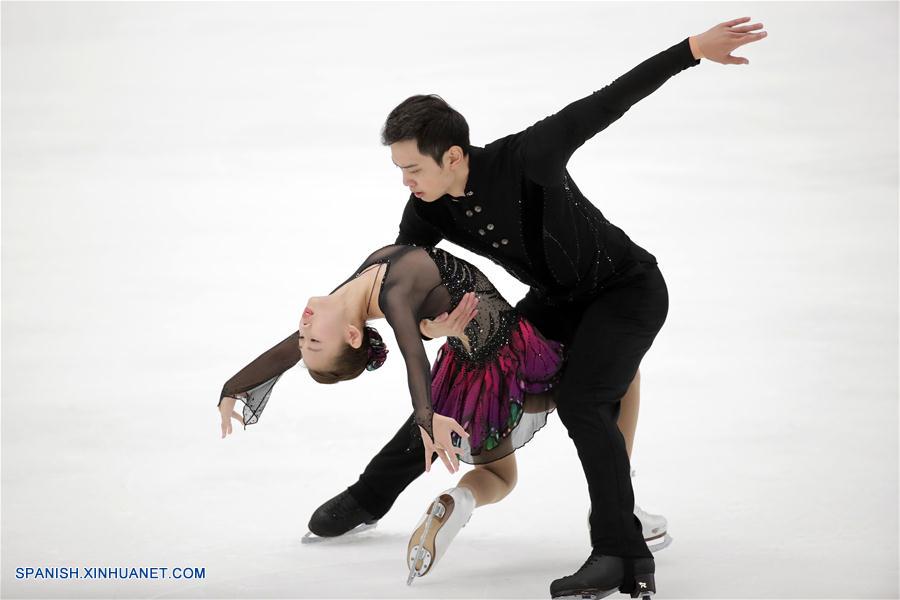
[647,533,673,553]
[406,496,453,585]
[301,521,378,544]
[552,588,617,600]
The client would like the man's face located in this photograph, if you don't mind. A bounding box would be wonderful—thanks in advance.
[390,139,451,202]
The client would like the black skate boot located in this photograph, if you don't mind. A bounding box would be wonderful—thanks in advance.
[549,553,656,600]
[302,489,379,544]
[619,557,656,599]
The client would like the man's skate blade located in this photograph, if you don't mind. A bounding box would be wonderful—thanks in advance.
[301,521,378,544]
[551,588,618,600]
[647,533,673,553]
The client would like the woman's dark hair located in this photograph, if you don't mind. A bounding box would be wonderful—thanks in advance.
[307,326,388,384]
[381,94,470,166]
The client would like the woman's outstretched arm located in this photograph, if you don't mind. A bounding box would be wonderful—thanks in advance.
[218,330,301,436]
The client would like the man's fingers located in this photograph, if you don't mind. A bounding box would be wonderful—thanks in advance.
[735,32,766,46]
[461,293,476,312]
[729,23,763,34]
[453,295,478,327]
[722,16,751,27]
[448,308,465,327]
[438,293,480,337]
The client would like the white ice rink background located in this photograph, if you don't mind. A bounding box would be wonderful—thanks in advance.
[2,2,898,598]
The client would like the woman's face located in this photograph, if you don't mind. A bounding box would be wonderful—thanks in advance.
[298,296,356,371]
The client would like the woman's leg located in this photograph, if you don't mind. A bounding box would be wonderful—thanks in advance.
[617,369,641,459]
[457,452,517,507]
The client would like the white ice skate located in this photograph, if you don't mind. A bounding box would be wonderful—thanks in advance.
[406,486,475,585]
[631,468,673,552]
[585,468,673,553]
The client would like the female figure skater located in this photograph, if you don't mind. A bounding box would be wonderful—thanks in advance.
[218,243,563,465]
[297,243,568,584]
[217,243,567,580]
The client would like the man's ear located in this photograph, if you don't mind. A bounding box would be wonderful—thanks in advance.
[346,324,363,349]
[443,145,465,169]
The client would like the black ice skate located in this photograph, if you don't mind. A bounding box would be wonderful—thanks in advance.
[549,553,655,600]
[302,489,379,544]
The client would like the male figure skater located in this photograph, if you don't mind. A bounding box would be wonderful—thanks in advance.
[303,18,766,598]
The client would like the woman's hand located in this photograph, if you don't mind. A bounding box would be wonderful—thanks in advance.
[690,17,767,65]
[420,413,470,474]
[219,396,244,438]
[419,292,479,339]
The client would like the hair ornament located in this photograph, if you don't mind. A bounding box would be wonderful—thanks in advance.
[365,326,388,371]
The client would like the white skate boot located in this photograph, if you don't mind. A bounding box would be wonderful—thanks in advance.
[406,486,475,585]
[634,503,671,552]
[631,468,673,552]
[586,468,673,553]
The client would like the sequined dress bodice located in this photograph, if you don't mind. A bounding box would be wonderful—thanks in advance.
[424,246,518,364]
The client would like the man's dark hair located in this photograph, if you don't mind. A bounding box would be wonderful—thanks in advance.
[381,95,470,166]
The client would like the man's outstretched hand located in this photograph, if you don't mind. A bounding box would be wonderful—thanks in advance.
[690,16,767,65]
[419,292,479,341]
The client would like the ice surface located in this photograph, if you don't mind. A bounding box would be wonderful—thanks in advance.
[2,2,897,598]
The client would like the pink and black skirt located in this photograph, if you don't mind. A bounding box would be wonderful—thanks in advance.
[430,316,565,465]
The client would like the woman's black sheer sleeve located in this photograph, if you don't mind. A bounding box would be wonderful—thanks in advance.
[381,286,435,444]
[218,330,301,428]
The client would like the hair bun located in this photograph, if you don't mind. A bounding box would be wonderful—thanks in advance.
[364,326,389,371]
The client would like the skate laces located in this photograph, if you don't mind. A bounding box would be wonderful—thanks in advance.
[328,492,368,520]
[578,552,604,571]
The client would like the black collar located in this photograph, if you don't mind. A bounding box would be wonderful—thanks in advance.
[444,145,483,202]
